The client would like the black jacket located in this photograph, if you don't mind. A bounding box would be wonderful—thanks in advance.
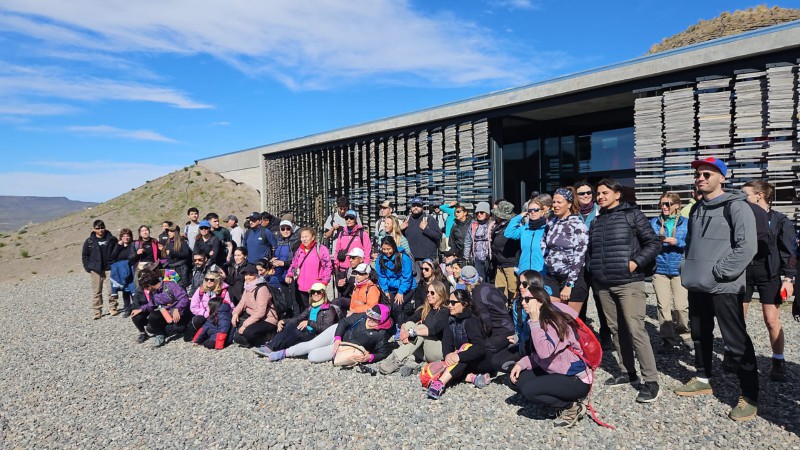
[226,262,255,305]
[81,230,118,273]
[289,303,340,334]
[407,305,449,341]
[334,313,393,363]
[442,309,486,364]
[587,202,661,286]
[110,242,134,264]
[194,235,224,266]
[450,217,472,261]
[470,282,514,344]
[766,209,797,279]
[403,213,442,260]
[491,219,520,268]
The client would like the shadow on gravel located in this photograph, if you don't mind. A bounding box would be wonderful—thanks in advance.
[504,394,551,421]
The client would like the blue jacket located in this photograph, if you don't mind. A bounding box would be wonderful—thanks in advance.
[503,215,546,273]
[650,215,687,276]
[110,259,135,294]
[375,252,417,295]
[439,204,457,238]
[195,303,233,342]
[243,225,277,264]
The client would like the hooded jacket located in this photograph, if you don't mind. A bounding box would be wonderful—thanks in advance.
[504,214,546,273]
[333,224,371,271]
[470,282,514,343]
[376,251,417,295]
[650,215,688,276]
[334,307,393,363]
[586,202,661,286]
[131,280,190,314]
[681,191,757,294]
[287,243,332,293]
[190,282,233,317]
[82,230,118,273]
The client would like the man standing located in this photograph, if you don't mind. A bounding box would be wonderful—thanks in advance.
[243,211,276,264]
[207,212,233,266]
[401,197,442,278]
[226,215,244,248]
[374,200,394,240]
[184,207,201,249]
[675,157,759,422]
[82,220,119,319]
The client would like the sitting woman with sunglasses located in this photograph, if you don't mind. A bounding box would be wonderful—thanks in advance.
[231,265,279,348]
[186,267,233,341]
[427,289,492,399]
[504,198,548,274]
[305,303,394,365]
[507,286,592,428]
[130,269,191,347]
[348,263,382,315]
[252,282,340,360]
[410,258,447,313]
[379,280,450,375]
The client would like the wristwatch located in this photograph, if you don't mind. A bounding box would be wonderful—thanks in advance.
[566,282,575,288]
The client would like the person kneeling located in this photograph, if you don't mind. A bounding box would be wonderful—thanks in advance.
[130,269,191,348]
[507,287,592,428]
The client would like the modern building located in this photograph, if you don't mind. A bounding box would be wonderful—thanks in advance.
[197,20,800,232]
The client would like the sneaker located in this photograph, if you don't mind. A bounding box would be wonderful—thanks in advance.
[251,345,273,357]
[473,373,491,389]
[151,335,166,348]
[399,362,420,377]
[268,349,286,362]
[636,381,661,403]
[553,402,586,428]
[729,396,758,422]
[389,327,402,342]
[604,373,638,387]
[427,380,445,400]
[122,310,131,318]
[770,358,788,382]
[136,332,148,344]
[673,377,713,396]
[378,354,405,375]
[722,351,738,373]
[600,333,613,351]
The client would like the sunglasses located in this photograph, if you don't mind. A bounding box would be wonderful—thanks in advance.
[365,311,382,320]
[519,280,530,289]
[345,216,356,220]
[527,208,541,213]
[455,209,466,214]
[422,267,431,272]
[280,226,292,231]
[193,258,206,262]
[93,226,105,230]
[427,290,437,296]
[310,290,325,295]
[694,171,713,180]
[353,271,367,276]
[660,202,673,207]
[204,277,217,282]
[446,300,463,306]
[521,296,535,303]
[411,203,423,208]
[576,190,593,196]
[200,227,210,230]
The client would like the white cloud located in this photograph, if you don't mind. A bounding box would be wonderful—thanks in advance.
[0,102,78,115]
[0,0,554,89]
[489,0,539,10]
[65,125,178,143]
[0,164,181,202]
[211,121,230,126]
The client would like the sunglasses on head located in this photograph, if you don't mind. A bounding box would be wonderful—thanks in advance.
[576,190,593,196]
[661,202,673,207]
[204,277,217,282]
[694,171,713,180]
[527,208,541,213]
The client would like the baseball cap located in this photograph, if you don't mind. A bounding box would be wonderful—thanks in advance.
[344,210,358,219]
[409,197,424,206]
[198,220,211,229]
[353,263,371,275]
[279,220,292,227]
[309,282,327,293]
[691,157,727,176]
[247,211,261,220]
[380,200,394,209]
[347,247,365,258]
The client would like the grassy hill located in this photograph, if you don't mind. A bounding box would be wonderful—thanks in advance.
[0,165,261,285]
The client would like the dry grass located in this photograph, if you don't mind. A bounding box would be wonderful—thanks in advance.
[0,165,261,285]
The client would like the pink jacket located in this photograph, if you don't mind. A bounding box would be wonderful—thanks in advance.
[233,284,278,331]
[332,225,371,271]
[190,282,233,317]
[517,302,591,384]
[287,243,332,292]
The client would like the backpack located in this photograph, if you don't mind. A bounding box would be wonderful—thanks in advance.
[568,317,615,430]
[622,209,657,277]
[255,283,295,320]
[419,343,472,388]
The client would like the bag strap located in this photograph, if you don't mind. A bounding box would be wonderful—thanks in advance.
[342,229,361,255]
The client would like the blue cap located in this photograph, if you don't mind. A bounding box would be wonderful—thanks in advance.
[344,210,358,219]
[198,220,211,228]
[691,157,727,176]
[410,197,424,206]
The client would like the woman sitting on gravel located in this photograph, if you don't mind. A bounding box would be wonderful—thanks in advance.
[251,282,340,360]
[427,289,491,400]
[191,295,233,350]
[231,265,279,348]
[507,286,592,429]
[130,269,191,347]
[187,267,232,341]
[305,304,394,366]
[347,263,381,315]
[379,280,450,376]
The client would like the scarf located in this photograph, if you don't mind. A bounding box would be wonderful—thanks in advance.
[302,240,316,251]
[355,277,370,288]
[579,201,595,216]
[311,299,325,308]
[527,217,547,230]
[243,280,258,292]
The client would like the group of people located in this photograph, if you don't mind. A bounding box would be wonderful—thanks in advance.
[81,156,798,427]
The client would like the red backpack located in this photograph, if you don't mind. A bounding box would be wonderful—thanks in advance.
[568,317,615,430]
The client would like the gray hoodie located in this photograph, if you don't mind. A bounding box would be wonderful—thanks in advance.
[680,190,757,294]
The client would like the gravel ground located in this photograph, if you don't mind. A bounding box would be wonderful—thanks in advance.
[1,274,799,449]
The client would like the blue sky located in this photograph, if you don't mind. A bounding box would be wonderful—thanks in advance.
[0,0,782,202]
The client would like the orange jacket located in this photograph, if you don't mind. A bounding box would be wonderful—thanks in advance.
[349,280,381,314]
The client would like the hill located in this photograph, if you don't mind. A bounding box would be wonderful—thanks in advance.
[648,5,800,54]
[0,196,98,232]
[0,165,261,285]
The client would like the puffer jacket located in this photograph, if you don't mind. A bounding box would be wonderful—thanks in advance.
[586,202,661,286]
[190,282,234,318]
[504,214,546,273]
[334,312,393,363]
[376,252,417,295]
[289,303,340,334]
[681,191,757,294]
[450,217,473,260]
[192,303,233,349]
[650,215,688,276]
[81,230,118,273]
[132,280,190,314]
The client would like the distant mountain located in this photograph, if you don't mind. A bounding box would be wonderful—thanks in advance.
[0,196,98,232]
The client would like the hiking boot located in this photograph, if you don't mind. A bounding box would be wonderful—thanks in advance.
[93,311,102,320]
[673,377,713,396]
[722,351,738,373]
[636,381,661,403]
[136,332,148,344]
[770,358,788,382]
[399,362,420,377]
[729,396,758,422]
[269,350,286,362]
[109,308,120,317]
[378,354,405,375]
[427,380,445,400]
[151,335,166,348]
[604,373,638,387]
[122,310,131,318]
[251,345,273,357]
[600,333,613,351]
[472,373,491,389]
[657,339,676,354]
[553,402,586,428]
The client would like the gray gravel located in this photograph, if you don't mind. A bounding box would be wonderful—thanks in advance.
[1,274,799,449]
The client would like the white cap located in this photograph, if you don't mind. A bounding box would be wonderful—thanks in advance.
[279,220,292,227]
[354,263,371,275]
[347,247,365,258]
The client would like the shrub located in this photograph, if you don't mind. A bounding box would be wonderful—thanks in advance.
[20,250,29,258]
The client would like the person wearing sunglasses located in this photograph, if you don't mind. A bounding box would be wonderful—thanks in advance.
[303,303,393,365]
[193,220,224,267]
[427,289,492,399]
[82,219,119,319]
[409,258,447,313]
[585,178,661,404]
[675,157,759,422]
[441,201,472,262]
[379,281,450,375]
[504,198,547,275]
[467,202,495,280]
[332,210,371,296]
[271,219,299,282]
[347,263,382,315]
[490,200,521,302]
[649,192,690,354]
[543,187,589,314]
[507,286,592,429]
[188,268,233,343]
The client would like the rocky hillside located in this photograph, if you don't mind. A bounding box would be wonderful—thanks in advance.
[0,196,98,232]
[0,165,261,285]
[648,5,800,54]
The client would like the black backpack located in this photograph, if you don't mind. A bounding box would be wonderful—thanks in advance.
[254,282,296,320]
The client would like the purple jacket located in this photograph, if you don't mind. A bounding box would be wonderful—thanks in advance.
[138,281,190,314]
[517,302,590,384]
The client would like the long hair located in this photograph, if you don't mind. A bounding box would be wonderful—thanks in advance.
[207,296,222,326]
[421,258,446,284]
[528,286,576,341]
[200,272,222,295]
[451,289,490,336]
[379,236,403,274]
[516,270,545,322]
[658,192,682,237]
[419,280,447,322]
[384,215,404,245]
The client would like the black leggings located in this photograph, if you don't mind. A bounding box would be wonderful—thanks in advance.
[508,368,591,409]
[449,356,496,382]
[184,316,207,341]
[131,310,189,335]
[490,347,522,373]
[268,324,315,351]
[389,289,417,328]
[232,321,278,347]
